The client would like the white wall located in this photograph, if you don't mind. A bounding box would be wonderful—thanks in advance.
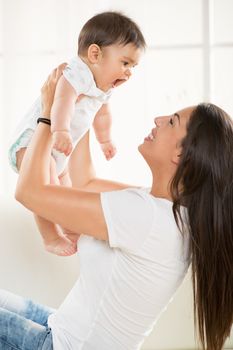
[1,0,233,349]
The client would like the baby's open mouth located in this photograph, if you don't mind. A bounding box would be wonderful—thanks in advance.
[112,79,126,87]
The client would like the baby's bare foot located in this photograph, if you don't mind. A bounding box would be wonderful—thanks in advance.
[44,235,77,256]
[62,228,81,243]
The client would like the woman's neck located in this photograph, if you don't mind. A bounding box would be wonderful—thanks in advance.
[150,173,173,201]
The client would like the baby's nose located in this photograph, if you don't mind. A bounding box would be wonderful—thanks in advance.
[125,68,132,78]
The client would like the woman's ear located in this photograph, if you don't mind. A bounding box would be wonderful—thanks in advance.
[172,145,182,165]
[87,44,102,64]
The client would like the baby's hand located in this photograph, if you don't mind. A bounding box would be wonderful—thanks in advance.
[52,131,73,156]
[100,141,117,161]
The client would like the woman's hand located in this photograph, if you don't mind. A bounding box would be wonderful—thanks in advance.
[41,63,67,117]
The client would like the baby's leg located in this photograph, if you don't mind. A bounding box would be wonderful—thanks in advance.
[15,147,27,171]
[58,169,81,246]
[16,148,77,256]
[37,157,77,256]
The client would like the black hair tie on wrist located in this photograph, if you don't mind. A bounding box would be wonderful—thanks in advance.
[37,117,51,125]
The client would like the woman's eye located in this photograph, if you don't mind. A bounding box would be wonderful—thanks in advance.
[123,61,129,66]
[169,118,174,125]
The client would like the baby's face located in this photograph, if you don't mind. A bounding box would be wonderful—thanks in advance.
[94,43,142,92]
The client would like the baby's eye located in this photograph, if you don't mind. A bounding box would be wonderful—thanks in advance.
[123,61,129,66]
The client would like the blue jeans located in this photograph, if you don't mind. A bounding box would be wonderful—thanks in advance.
[0,289,54,349]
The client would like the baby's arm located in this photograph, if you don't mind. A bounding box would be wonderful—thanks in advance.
[93,103,116,160]
[50,76,77,156]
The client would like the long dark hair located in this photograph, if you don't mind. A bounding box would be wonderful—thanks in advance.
[171,103,233,350]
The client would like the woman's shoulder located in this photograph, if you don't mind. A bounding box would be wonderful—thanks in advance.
[123,187,173,208]
[102,187,173,220]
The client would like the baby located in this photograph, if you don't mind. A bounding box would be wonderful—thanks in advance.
[9,11,146,256]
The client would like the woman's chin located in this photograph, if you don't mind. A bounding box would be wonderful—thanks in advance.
[138,140,148,153]
[138,143,147,160]
[138,143,143,154]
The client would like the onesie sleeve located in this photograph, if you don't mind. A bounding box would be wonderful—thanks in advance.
[100,188,155,253]
[63,57,93,95]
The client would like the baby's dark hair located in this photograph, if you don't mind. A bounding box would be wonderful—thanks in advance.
[78,11,146,55]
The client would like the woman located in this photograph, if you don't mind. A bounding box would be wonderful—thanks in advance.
[1,65,232,350]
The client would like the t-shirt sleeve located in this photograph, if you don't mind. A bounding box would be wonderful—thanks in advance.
[63,58,92,95]
[100,189,155,253]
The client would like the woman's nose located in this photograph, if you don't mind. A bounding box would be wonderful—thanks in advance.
[154,116,163,127]
[154,116,168,127]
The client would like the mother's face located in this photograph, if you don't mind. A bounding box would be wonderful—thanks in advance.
[138,106,195,172]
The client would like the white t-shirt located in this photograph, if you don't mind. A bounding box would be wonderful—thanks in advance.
[48,188,190,350]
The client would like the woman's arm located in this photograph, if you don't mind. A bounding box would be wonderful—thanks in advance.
[68,131,135,192]
[15,66,108,241]
[16,147,62,240]
[15,119,108,240]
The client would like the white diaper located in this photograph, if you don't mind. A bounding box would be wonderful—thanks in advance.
[8,128,68,175]
[8,128,34,173]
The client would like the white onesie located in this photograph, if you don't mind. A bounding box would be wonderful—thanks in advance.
[8,57,112,175]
